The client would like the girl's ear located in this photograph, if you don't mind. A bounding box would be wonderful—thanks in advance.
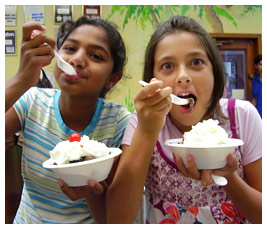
[105,72,122,89]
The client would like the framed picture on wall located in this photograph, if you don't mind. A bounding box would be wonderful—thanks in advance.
[5,5,16,26]
[83,5,101,19]
[54,5,72,24]
[5,30,16,55]
[24,5,45,24]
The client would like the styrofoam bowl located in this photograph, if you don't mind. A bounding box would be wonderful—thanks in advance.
[43,147,122,186]
[164,138,243,169]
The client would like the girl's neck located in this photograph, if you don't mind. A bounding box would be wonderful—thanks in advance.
[59,93,99,132]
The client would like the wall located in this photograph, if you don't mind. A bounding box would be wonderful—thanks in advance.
[5,5,85,83]
[5,5,262,111]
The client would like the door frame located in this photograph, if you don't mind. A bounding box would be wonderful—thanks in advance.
[210,33,261,101]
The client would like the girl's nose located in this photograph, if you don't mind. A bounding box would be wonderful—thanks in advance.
[69,49,87,69]
[176,66,192,85]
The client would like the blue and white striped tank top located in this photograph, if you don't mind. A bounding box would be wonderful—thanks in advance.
[13,87,130,224]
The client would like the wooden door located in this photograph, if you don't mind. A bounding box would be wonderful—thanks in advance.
[210,34,261,101]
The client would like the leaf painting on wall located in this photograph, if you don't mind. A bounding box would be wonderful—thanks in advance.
[108,5,262,33]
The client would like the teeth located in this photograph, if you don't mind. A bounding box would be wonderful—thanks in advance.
[179,93,190,97]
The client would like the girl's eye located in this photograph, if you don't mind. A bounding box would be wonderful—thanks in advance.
[191,59,204,66]
[63,46,75,52]
[91,53,103,61]
[161,63,173,71]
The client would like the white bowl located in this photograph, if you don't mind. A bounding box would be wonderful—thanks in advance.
[164,138,244,169]
[43,147,122,187]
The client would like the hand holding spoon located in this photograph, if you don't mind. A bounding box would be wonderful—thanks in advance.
[139,80,191,106]
[31,29,77,76]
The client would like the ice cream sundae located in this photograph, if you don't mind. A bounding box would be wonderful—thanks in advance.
[49,133,110,165]
[183,119,228,146]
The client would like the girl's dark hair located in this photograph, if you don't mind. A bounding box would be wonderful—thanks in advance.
[144,16,226,118]
[57,16,126,97]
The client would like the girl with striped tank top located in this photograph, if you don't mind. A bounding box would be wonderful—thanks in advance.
[5,17,130,224]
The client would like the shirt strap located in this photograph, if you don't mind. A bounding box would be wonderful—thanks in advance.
[227,98,237,139]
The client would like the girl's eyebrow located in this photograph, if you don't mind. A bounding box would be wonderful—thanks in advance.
[64,38,110,55]
[157,51,208,61]
[188,51,208,58]
[156,56,175,63]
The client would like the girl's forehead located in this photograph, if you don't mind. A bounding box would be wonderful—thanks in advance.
[155,31,207,56]
[159,31,202,47]
[69,24,108,40]
[65,24,111,51]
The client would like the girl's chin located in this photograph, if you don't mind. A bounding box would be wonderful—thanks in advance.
[169,109,205,126]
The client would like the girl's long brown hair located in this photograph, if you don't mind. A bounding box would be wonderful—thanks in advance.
[143,16,226,119]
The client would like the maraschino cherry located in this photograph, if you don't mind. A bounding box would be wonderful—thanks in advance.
[69,132,81,142]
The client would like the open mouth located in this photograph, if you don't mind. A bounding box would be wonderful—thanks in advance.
[178,93,196,110]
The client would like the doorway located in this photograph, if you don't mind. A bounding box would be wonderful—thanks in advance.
[211,33,261,101]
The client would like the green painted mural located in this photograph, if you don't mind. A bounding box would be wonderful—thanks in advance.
[108,5,262,32]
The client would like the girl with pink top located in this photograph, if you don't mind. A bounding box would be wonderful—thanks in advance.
[107,16,262,224]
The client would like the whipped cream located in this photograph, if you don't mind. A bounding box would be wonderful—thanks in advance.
[183,119,228,146]
[50,135,110,165]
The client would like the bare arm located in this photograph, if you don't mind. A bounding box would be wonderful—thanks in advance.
[106,80,172,223]
[5,107,22,141]
[6,22,55,112]
[6,22,55,148]
[85,154,120,223]
[107,132,157,223]
[223,158,262,223]
[174,154,262,223]
[58,154,120,223]
[58,179,108,223]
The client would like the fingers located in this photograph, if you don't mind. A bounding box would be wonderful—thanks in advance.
[22,22,45,41]
[174,153,238,186]
[22,33,56,52]
[22,22,55,50]
[144,93,172,112]
[58,178,107,201]
[19,23,55,74]
[136,79,172,105]
[136,79,163,101]
[186,154,200,180]
[88,180,107,195]
[212,154,238,178]
[174,154,212,186]
[174,154,200,179]
[30,35,56,50]
[201,170,213,186]
[173,154,189,177]
[225,154,238,171]
[58,179,79,201]
[135,80,173,116]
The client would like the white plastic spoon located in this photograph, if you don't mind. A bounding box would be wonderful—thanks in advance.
[211,174,228,186]
[54,50,77,76]
[139,80,190,106]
